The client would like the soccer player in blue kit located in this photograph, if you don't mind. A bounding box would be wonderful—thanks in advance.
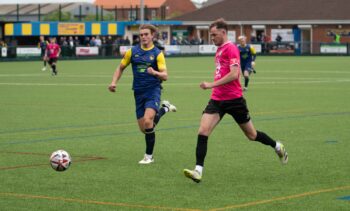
[108,24,176,164]
[238,35,257,91]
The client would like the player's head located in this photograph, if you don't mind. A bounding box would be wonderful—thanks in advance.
[209,18,228,46]
[238,35,247,46]
[49,37,56,43]
[40,36,44,41]
[139,24,157,47]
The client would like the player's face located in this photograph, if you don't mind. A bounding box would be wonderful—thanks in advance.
[139,29,154,46]
[210,26,226,46]
[239,38,246,46]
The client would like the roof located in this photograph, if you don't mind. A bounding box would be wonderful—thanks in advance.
[173,0,350,23]
[0,0,94,4]
[95,0,167,9]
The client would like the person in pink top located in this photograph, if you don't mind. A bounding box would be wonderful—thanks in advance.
[183,19,288,183]
[45,37,61,76]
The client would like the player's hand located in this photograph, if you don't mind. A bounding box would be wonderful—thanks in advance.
[251,61,256,68]
[200,81,212,89]
[147,67,156,76]
[108,84,116,92]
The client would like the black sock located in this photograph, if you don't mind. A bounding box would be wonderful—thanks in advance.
[52,65,57,74]
[196,135,208,166]
[244,77,250,88]
[44,61,47,67]
[145,128,155,155]
[153,107,167,126]
[255,130,276,148]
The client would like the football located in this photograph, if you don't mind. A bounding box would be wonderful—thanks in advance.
[49,150,72,172]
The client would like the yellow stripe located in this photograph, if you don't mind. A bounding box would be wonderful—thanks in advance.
[22,23,32,35]
[91,23,101,35]
[40,24,50,35]
[209,185,350,211]
[0,192,201,211]
[108,23,117,35]
[5,24,14,36]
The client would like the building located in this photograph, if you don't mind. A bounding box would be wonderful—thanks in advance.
[95,0,196,21]
[172,0,350,54]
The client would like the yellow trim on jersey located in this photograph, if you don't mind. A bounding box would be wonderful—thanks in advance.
[157,52,166,71]
[141,44,154,51]
[250,46,256,55]
[120,49,132,66]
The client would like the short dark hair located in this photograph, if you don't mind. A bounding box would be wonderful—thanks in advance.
[209,18,228,31]
[139,24,158,34]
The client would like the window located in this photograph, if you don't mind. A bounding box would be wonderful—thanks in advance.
[128,10,137,21]
[151,9,157,20]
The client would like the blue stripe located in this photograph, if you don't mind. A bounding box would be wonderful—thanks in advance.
[338,196,350,200]
[50,22,58,36]
[85,22,92,35]
[14,24,21,36]
[117,22,124,35]
[0,111,349,146]
[101,22,108,35]
[32,22,40,36]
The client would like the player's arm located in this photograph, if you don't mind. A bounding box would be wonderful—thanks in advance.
[250,46,257,67]
[108,49,131,92]
[200,64,240,89]
[57,46,61,57]
[147,52,168,81]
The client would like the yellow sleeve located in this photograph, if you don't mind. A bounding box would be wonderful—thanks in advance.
[156,52,167,72]
[120,49,132,67]
[250,46,256,55]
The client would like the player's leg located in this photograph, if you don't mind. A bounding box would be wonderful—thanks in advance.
[243,70,250,91]
[51,59,58,75]
[153,100,176,126]
[238,121,288,164]
[42,53,47,71]
[138,108,156,164]
[184,112,221,183]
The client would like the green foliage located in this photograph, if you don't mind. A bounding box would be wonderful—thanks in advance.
[43,11,72,21]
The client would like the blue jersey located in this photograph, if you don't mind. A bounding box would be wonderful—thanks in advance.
[238,44,256,65]
[121,45,166,92]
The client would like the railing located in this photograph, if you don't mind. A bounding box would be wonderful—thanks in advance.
[1,42,349,60]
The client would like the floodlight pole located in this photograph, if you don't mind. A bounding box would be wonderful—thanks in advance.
[140,0,144,25]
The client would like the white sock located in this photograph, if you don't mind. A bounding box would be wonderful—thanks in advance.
[145,154,153,159]
[195,165,203,175]
[275,142,281,151]
[163,107,169,112]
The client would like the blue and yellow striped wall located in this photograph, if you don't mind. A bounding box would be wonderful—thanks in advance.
[4,22,125,36]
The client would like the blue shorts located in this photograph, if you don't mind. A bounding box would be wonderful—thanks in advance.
[241,62,253,73]
[134,87,161,119]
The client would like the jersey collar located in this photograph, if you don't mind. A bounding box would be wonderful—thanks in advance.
[141,44,155,51]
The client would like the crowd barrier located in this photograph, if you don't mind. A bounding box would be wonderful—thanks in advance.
[1,42,349,60]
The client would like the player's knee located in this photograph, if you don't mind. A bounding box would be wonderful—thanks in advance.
[246,132,257,141]
[143,117,154,128]
[198,127,211,137]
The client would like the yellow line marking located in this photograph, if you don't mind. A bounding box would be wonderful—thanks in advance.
[209,185,350,211]
[0,192,202,211]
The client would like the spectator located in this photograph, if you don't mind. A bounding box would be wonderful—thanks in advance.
[95,36,102,47]
[74,36,80,47]
[124,36,131,45]
[171,36,178,45]
[275,33,282,43]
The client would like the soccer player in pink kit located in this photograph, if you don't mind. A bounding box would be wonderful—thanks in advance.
[45,37,61,76]
[184,19,288,183]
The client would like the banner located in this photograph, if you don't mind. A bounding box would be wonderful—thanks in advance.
[76,47,99,56]
[119,46,133,56]
[271,29,294,42]
[1,47,7,57]
[58,23,85,35]
[320,44,347,54]
[199,45,217,54]
[16,48,41,57]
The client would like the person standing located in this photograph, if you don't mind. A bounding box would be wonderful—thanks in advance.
[38,36,49,71]
[108,24,177,164]
[238,35,257,91]
[183,19,288,183]
[45,37,61,76]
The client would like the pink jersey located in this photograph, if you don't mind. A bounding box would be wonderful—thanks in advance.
[211,42,242,101]
[47,43,60,58]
